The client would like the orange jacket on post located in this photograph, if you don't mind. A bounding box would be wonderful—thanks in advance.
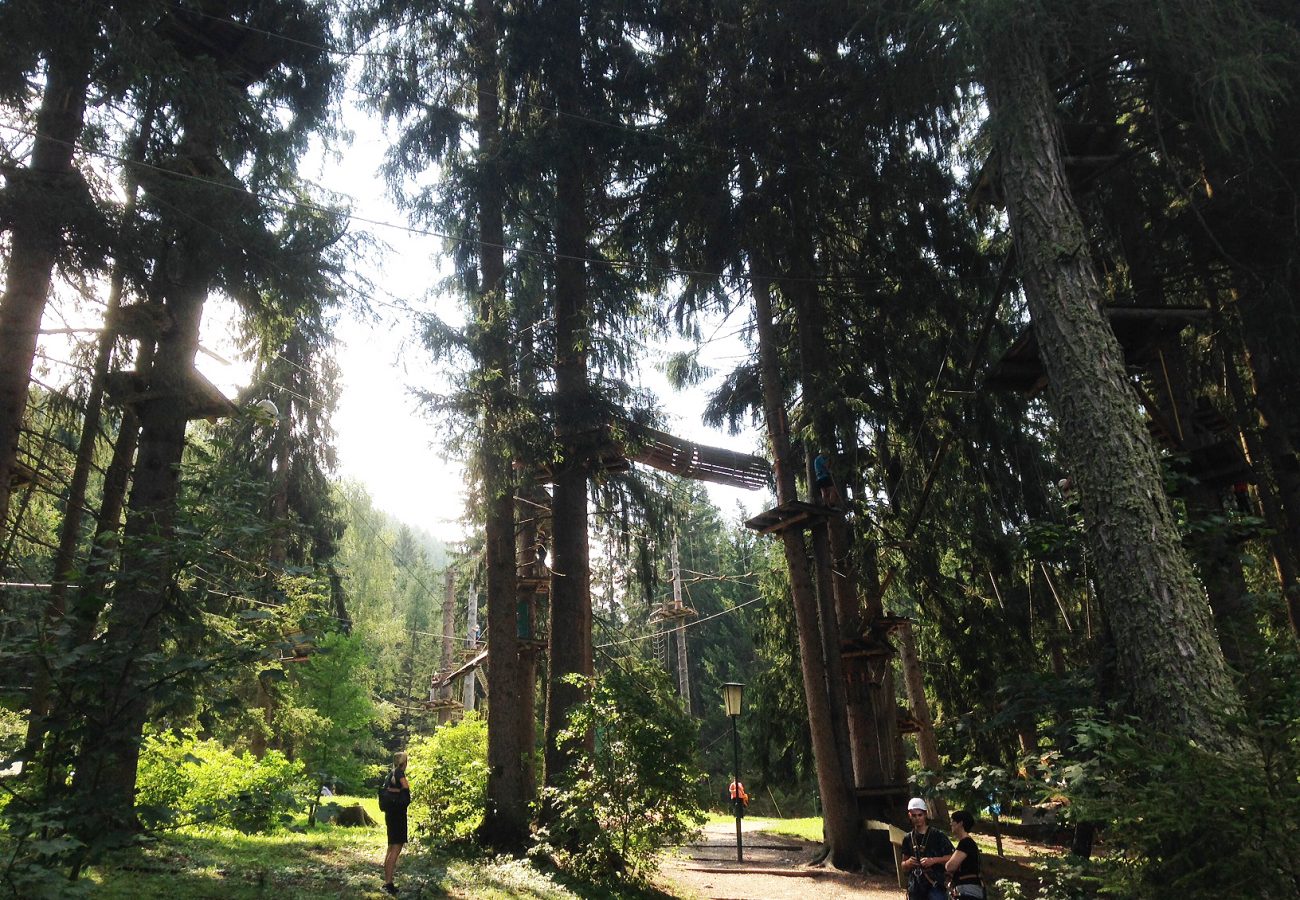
[728,781,749,805]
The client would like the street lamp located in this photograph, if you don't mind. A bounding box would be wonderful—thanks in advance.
[722,682,744,862]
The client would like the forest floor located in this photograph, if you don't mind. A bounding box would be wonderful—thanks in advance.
[78,802,1058,898]
[84,796,668,899]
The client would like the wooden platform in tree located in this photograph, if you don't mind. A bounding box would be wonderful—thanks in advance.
[534,453,631,482]
[1143,397,1252,488]
[985,306,1209,396]
[516,575,550,594]
[744,501,831,535]
[105,367,238,420]
[437,647,488,689]
[896,711,923,735]
[840,637,898,660]
[109,302,170,341]
[649,602,698,622]
[7,460,40,489]
[867,614,911,637]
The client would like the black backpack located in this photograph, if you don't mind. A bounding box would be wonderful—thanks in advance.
[377,770,409,812]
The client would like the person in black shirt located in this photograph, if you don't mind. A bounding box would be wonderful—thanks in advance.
[901,797,952,900]
[945,810,985,898]
[381,751,411,895]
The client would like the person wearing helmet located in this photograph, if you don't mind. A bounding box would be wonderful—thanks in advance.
[900,797,953,900]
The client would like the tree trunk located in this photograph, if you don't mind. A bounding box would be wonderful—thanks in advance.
[542,0,592,796]
[476,0,531,851]
[749,264,860,870]
[71,212,218,830]
[982,23,1246,752]
[24,113,153,756]
[898,622,948,823]
[69,378,146,643]
[0,36,94,540]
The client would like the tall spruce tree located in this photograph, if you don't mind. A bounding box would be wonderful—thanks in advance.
[61,0,342,842]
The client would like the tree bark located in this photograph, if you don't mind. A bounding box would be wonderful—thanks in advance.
[543,0,593,796]
[24,112,154,757]
[898,622,948,823]
[749,264,860,870]
[0,35,94,541]
[475,0,531,851]
[982,23,1246,752]
[72,209,219,830]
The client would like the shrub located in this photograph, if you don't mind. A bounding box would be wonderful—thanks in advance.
[136,728,308,832]
[1055,707,1300,900]
[538,663,707,881]
[406,712,489,844]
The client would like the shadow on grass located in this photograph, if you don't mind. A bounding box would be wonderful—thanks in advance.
[90,825,683,900]
[89,819,399,899]
[405,842,680,900]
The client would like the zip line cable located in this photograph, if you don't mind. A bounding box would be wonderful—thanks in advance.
[594,593,765,650]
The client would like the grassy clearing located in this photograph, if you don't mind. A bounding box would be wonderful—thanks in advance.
[704,813,825,844]
[80,795,675,899]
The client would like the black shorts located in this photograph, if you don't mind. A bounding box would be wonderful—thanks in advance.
[385,807,408,845]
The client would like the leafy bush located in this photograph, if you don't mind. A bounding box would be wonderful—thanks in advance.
[1052,707,1300,900]
[136,728,308,832]
[538,663,707,881]
[406,712,489,843]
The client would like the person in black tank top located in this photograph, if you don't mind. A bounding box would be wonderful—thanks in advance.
[945,810,985,898]
[381,751,410,895]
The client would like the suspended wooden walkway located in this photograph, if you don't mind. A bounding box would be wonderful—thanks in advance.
[629,426,770,490]
[533,424,771,491]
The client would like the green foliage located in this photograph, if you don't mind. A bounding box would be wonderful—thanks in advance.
[932,763,1023,819]
[331,480,449,718]
[538,664,707,882]
[406,712,489,844]
[135,729,308,834]
[1051,707,1300,900]
[278,631,380,792]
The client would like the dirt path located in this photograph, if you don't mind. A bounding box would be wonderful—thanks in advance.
[657,820,901,900]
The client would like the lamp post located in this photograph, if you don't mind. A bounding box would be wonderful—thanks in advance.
[723,682,744,862]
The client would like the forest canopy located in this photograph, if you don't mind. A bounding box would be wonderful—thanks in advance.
[1,1,1298,897]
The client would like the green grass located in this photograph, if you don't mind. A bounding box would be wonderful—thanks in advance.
[703,813,824,843]
[79,795,675,899]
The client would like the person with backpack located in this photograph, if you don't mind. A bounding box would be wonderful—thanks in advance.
[945,810,985,898]
[379,751,411,895]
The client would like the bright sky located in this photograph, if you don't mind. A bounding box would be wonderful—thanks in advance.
[194,111,770,545]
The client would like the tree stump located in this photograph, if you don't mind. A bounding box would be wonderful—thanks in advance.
[334,804,377,827]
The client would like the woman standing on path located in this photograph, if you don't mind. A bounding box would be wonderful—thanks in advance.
[381,751,411,895]
[945,810,985,899]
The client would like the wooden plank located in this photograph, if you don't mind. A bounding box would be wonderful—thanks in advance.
[865,819,907,888]
[744,501,830,534]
